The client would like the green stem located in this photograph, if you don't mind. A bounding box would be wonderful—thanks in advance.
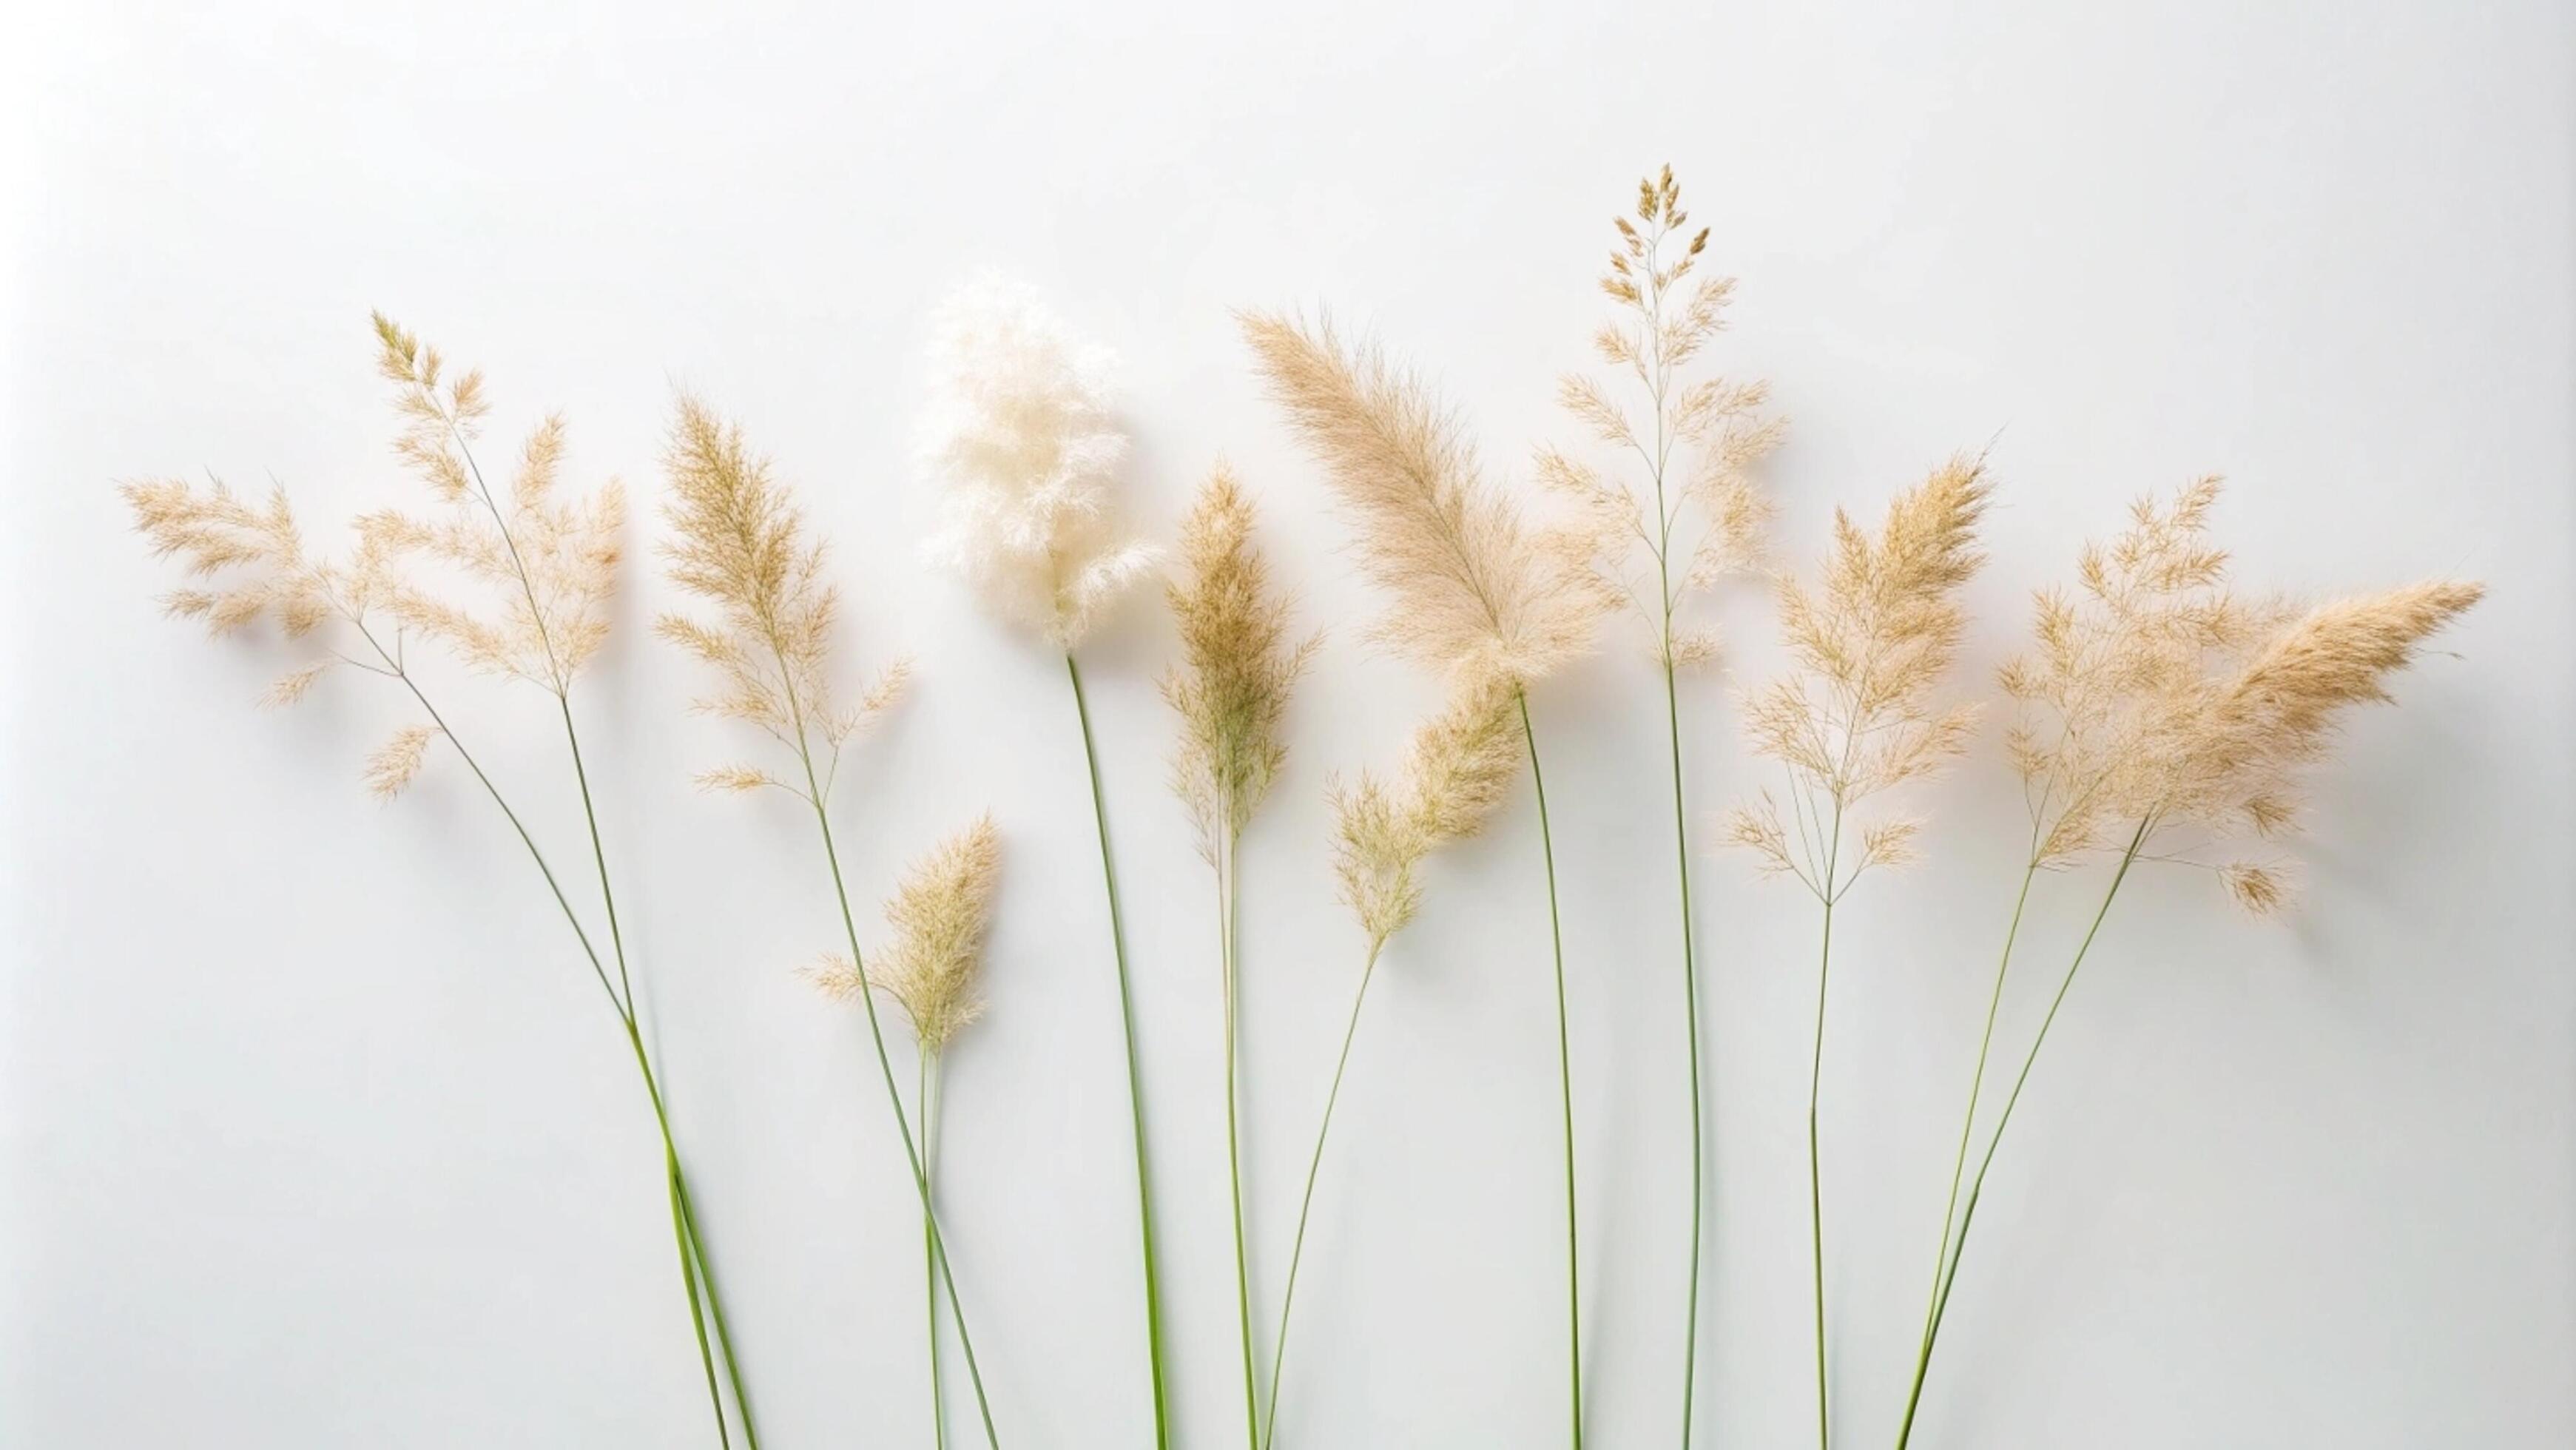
[1221,832,1261,1449]
[1656,652,1707,1449]
[1065,652,1170,1449]
[798,760,1003,1449]
[921,1048,950,1450]
[1894,822,2148,1450]
[355,624,741,1446]
[1519,692,1584,1450]
[1808,800,1845,1450]
[664,1161,729,1450]
[1892,860,2039,1443]
[1260,945,1383,1450]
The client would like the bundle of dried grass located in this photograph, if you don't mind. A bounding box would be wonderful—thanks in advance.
[1540,167,1784,1441]
[660,396,1002,1450]
[1894,481,2482,1445]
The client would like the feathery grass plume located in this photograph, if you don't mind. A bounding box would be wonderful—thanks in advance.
[1542,166,1784,1446]
[658,397,908,800]
[1240,309,1608,687]
[921,275,1159,649]
[1261,670,1523,1450]
[360,314,624,696]
[812,815,1002,1450]
[1244,308,1607,1449]
[1165,462,1321,860]
[1161,461,1317,1446]
[920,277,1172,1446]
[863,815,1003,1052]
[1892,482,2481,1446]
[124,319,761,1449]
[1727,450,1993,1450]
[661,395,1004,1450]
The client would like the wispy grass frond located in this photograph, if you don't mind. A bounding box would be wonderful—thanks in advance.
[1163,462,1318,860]
[658,395,907,798]
[1735,452,1994,901]
[1542,166,1784,667]
[1240,310,1609,688]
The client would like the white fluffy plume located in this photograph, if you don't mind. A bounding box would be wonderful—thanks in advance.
[919,276,1159,647]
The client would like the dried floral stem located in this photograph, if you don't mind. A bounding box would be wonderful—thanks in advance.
[1219,831,1261,1449]
[1067,652,1171,1448]
[1896,850,2040,1432]
[1804,798,1844,1450]
[918,1048,951,1450]
[798,755,1005,1449]
[1658,650,1709,1446]
[350,618,751,1446]
[1260,944,1383,1450]
[1518,692,1586,1450]
[1895,820,2147,1448]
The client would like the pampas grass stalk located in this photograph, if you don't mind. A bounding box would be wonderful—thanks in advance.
[1727,453,1995,1449]
[918,277,1169,1445]
[1243,310,1607,1447]
[1162,463,1317,1446]
[1543,166,1781,1445]
[657,397,1002,1448]
[1890,481,2483,1446]
[1261,675,1525,1448]
[815,815,1002,1450]
[124,317,758,1447]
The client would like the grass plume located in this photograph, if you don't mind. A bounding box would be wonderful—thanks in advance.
[1729,451,1995,1450]
[1161,462,1317,1447]
[659,395,1002,1449]
[1244,306,1605,1448]
[1894,482,2482,1446]
[1544,166,1784,1446]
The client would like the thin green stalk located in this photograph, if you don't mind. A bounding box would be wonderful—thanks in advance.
[1220,832,1261,1449]
[1065,651,1171,1449]
[1260,945,1383,1450]
[355,622,742,1446]
[1807,800,1846,1450]
[1893,822,2148,1450]
[1518,692,1584,1450]
[1890,859,2040,1442]
[1656,649,1708,1449]
[795,749,1004,1450]
[664,1161,729,1450]
[920,1048,951,1450]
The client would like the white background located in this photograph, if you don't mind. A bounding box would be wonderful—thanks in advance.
[4,1,2570,1446]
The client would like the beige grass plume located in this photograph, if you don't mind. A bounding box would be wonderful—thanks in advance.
[1540,166,1784,666]
[812,815,1004,1050]
[1731,453,1995,898]
[920,277,1159,649]
[656,394,908,800]
[124,315,622,798]
[1240,310,1610,687]
[1330,673,1526,953]
[2000,476,2484,910]
[357,314,624,696]
[1163,462,1319,860]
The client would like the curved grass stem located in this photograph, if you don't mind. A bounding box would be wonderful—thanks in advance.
[1519,692,1584,1450]
[1894,823,2147,1449]
[1260,947,1382,1449]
